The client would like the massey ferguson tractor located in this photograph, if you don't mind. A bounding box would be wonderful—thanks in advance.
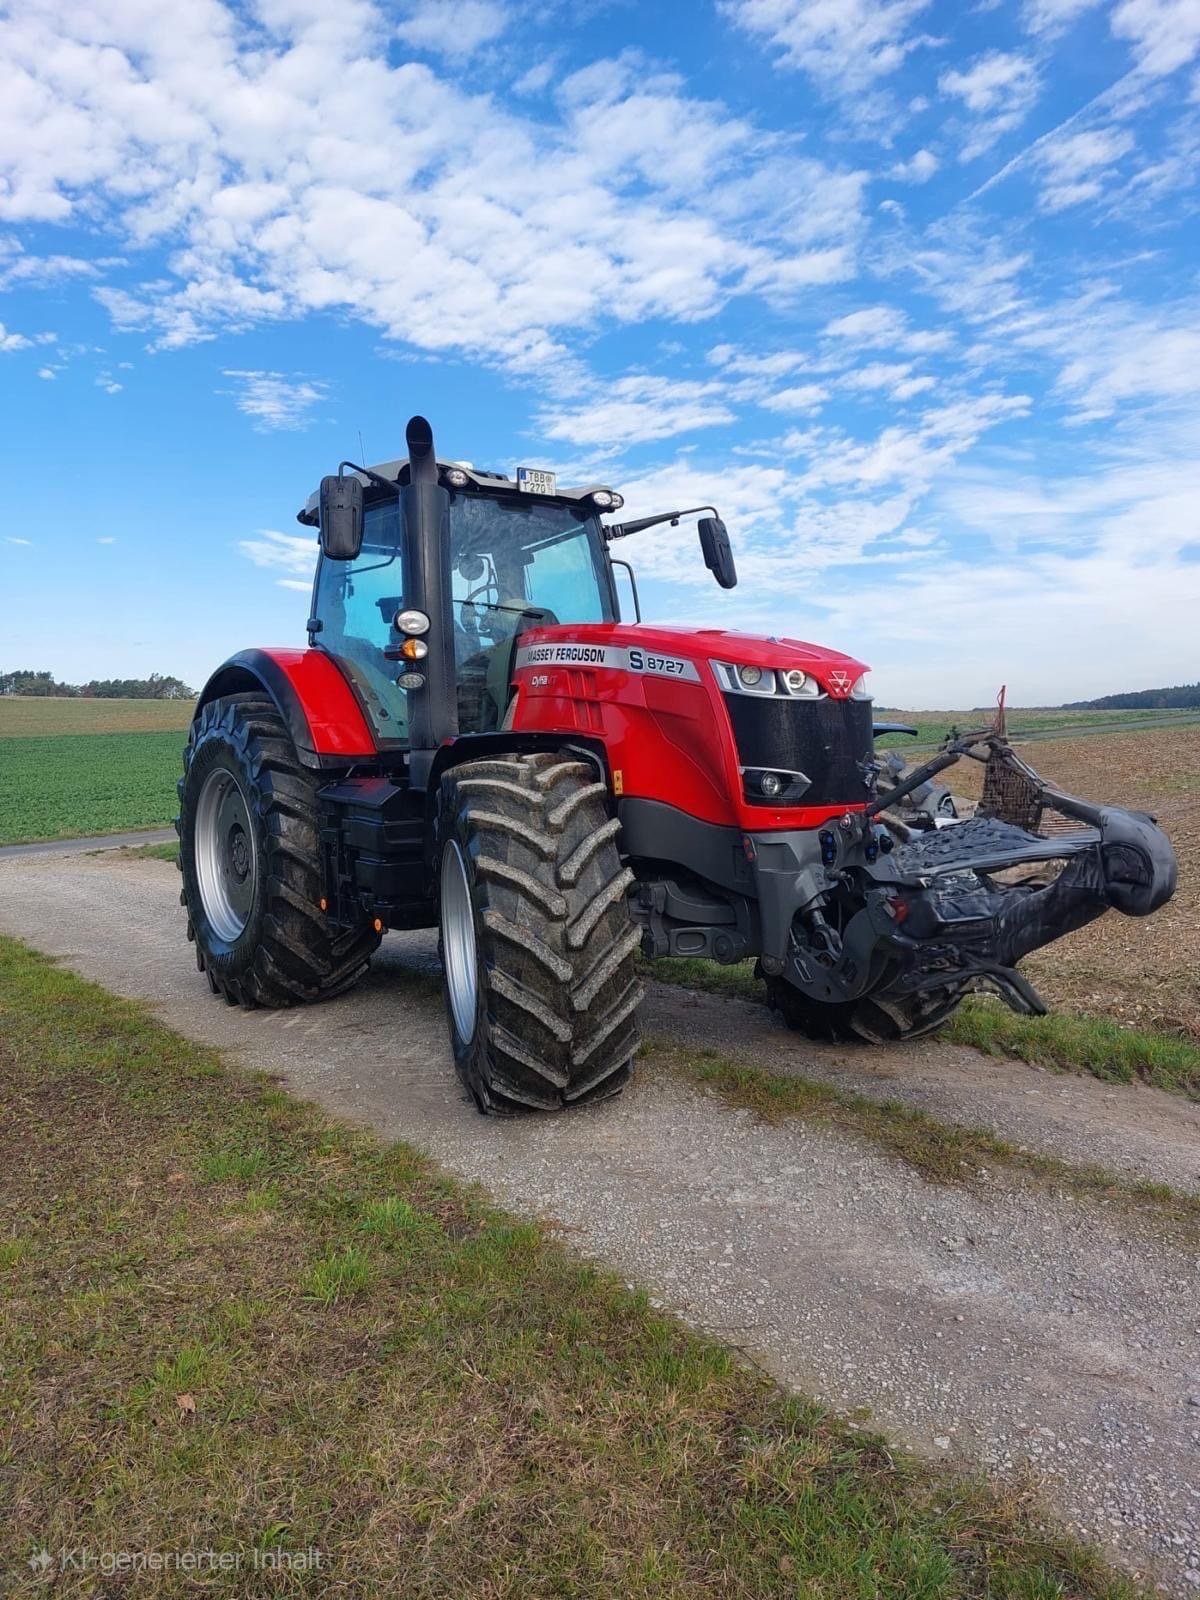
[177,416,1177,1113]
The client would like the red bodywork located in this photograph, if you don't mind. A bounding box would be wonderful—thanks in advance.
[257,626,869,833]
[258,648,377,758]
[510,624,869,834]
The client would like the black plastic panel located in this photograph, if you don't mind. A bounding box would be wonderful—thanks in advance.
[723,695,873,808]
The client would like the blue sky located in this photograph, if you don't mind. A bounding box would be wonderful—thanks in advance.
[1,0,1198,707]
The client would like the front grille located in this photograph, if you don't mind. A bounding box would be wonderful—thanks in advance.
[723,695,873,808]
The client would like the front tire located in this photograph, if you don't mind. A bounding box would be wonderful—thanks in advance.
[765,974,962,1043]
[178,694,380,1007]
[436,752,642,1114]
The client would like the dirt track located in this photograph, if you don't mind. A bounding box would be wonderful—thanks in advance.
[2,847,1198,1594]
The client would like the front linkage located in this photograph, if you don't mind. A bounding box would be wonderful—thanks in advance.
[763,731,1178,1043]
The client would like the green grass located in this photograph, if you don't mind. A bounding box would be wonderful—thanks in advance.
[0,932,1146,1599]
[944,1000,1200,1100]
[115,841,180,862]
[0,730,184,844]
[644,1038,1198,1230]
[643,957,1200,1100]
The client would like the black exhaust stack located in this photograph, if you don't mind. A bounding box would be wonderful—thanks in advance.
[400,414,457,785]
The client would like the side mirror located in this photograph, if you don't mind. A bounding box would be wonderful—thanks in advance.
[698,515,737,590]
[318,474,364,562]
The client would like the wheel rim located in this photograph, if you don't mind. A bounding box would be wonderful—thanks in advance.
[441,841,478,1044]
[194,767,258,943]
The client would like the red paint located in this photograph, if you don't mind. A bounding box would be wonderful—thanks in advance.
[511,623,870,833]
[259,648,378,757]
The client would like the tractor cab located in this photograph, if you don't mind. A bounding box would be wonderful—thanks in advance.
[300,452,621,747]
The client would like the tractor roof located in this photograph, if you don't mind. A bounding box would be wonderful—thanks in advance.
[297,458,619,527]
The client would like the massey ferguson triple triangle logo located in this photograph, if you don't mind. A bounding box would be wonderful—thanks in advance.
[829,669,852,693]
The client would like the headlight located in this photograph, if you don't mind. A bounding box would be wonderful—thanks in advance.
[737,665,763,688]
[781,668,819,697]
[850,672,872,700]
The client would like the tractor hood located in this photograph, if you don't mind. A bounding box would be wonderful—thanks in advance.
[521,623,869,699]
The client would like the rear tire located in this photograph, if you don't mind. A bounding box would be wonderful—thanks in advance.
[436,751,642,1114]
[178,694,380,1007]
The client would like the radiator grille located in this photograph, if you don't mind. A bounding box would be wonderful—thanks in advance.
[723,695,874,808]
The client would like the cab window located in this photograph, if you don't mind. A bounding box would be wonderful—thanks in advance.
[315,499,407,743]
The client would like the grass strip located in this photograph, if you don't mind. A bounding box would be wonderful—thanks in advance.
[0,933,1145,1599]
[943,1001,1200,1100]
[643,958,1200,1101]
[644,1038,1199,1234]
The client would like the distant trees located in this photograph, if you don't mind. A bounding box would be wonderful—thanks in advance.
[0,669,195,699]
[1064,684,1200,711]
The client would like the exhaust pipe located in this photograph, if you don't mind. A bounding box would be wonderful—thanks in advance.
[400,414,457,778]
[406,413,436,486]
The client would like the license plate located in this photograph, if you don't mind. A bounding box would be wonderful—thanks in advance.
[517,467,557,495]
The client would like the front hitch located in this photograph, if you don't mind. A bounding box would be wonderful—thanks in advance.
[769,731,1178,1041]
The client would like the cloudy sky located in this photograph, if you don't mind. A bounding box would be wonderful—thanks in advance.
[1,0,1198,706]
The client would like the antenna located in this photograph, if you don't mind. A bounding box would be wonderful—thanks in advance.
[357,429,366,466]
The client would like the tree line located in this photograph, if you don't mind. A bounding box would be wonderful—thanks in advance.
[0,669,195,699]
[1063,683,1200,711]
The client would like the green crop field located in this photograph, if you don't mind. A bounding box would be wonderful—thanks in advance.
[0,731,186,845]
[0,698,194,845]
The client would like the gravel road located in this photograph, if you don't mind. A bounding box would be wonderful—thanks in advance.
[2,847,1198,1594]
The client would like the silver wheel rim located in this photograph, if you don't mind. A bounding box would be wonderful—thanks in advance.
[441,841,478,1044]
[194,767,258,943]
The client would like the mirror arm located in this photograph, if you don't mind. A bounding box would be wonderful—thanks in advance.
[605,505,717,542]
[337,459,399,493]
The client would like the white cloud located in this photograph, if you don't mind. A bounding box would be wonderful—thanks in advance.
[97,536,116,544]
[95,373,123,395]
[36,366,55,380]
[222,370,327,430]
[888,147,939,181]
[539,375,734,447]
[939,51,1040,159]
[238,529,318,584]
[1037,125,1136,210]
[0,5,861,368]
[1111,0,1200,76]
[395,0,508,59]
[0,323,30,351]
[823,305,907,344]
[1022,0,1103,36]
[723,0,932,94]
[760,383,829,412]
[5,536,32,545]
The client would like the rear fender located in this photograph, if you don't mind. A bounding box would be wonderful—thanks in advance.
[195,649,378,769]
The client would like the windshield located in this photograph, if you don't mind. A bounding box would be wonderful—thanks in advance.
[313,492,615,745]
[449,497,614,734]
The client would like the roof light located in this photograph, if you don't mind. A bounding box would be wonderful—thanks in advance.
[395,608,430,635]
[591,489,616,509]
[443,467,469,488]
[396,671,426,690]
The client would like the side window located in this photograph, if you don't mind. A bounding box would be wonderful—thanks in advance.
[316,500,408,743]
[525,529,608,624]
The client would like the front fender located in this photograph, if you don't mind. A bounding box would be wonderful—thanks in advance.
[195,648,378,769]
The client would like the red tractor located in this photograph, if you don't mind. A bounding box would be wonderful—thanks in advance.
[178,416,1177,1113]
